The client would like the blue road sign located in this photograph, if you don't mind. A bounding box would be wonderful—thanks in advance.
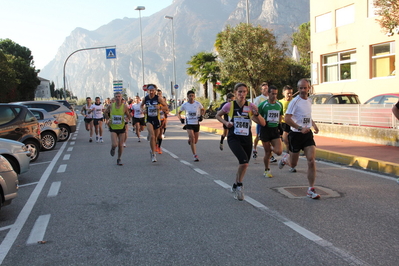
[174,84,179,89]
[106,48,116,59]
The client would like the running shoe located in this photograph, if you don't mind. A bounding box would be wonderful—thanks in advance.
[110,148,115,157]
[162,134,165,139]
[270,156,277,163]
[89,138,92,142]
[123,143,126,147]
[158,147,163,154]
[252,150,258,159]
[264,169,273,178]
[219,143,223,151]
[231,183,237,193]
[307,187,320,199]
[117,159,123,166]
[152,154,157,163]
[138,138,141,142]
[96,136,99,143]
[194,155,199,161]
[155,145,159,153]
[235,186,244,201]
[278,155,287,169]
[99,137,103,143]
[289,168,297,173]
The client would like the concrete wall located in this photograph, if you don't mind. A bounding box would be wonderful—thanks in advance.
[317,123,399,146]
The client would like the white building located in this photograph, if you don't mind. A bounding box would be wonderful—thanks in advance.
[35,77,51,99]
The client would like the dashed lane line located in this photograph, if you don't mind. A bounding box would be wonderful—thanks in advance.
[163,147,369,266]
[0,141,67,264]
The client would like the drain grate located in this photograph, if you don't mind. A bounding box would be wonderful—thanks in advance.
[274,186,341,199]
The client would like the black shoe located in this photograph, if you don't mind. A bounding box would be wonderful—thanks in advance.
[270,156,277,163]
[110,148,115,157]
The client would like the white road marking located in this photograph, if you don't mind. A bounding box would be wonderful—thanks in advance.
[0,225,12,232]
[63,154,70,160]
[30,161,52,166]
[18,182,39,188]
[0,142,67,263]
[57,164,67,173]
[47,181,61,197]
[26,214,51,245]
[194,168,208,175]
[70,141,75,145]
[67,147,73,152]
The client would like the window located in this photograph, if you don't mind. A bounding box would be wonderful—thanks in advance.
[336,5,355,27]
[323,50,357,82]
[368,0,377,17]
[315,12,332,33]
[371,42,395,78]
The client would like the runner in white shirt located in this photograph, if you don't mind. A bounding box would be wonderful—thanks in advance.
[278,79,320,199]
[81,97,94,142]
[131,96,145,142]
[90,97,105,143]
[177,90,205,161]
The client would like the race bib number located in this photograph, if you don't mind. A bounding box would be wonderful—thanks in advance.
[186,112,198,124]
[112,115,122,124]
[233,116,250,136]
[302,117,311,126]
[148,105,157,117]
[267,110,279,123]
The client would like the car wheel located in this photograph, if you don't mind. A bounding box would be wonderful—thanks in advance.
[24,140,40,162]
[59,125,71,141]
[41,132,57,150]
[2,155,20,174]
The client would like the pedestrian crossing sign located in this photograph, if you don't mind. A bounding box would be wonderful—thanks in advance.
[106,48,116,59]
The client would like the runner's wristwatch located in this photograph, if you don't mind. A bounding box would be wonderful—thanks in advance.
[297,126,303,131]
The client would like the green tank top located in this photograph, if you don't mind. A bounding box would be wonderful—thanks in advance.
[110,103,125,130]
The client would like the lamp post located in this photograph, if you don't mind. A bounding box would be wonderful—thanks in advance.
[164,15,177,111]
[245,0,253,101]
[135,6,145,96]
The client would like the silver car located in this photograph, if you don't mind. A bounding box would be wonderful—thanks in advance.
[13,101,77,141]
[0,155,19,209]
[29,108,61,151]
[0,138,31,175]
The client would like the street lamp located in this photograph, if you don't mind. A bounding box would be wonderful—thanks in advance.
[135,6,145,96]
[164,15,177,110]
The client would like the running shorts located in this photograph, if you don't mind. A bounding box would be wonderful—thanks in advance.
[288,131,316,153]
[259,127,280,142]
[227,135,252,164]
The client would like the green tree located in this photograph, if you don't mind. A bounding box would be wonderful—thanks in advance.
[216,23,288,97]
[50,81,55,98]
[0,38,40,101]
[186,52,220,99]
[292,22,311,76]
[374,0,399,34]
[0,51,19,102]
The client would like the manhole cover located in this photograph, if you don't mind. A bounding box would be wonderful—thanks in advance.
[274,186,341,199]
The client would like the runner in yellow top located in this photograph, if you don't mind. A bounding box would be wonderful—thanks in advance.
[104,92,131,166]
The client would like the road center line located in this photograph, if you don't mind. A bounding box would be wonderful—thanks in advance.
[26,214,51,245]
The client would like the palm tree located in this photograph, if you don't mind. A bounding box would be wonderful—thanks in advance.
[186,52,219,99]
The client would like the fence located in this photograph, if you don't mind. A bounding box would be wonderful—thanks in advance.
[312,104,399,129]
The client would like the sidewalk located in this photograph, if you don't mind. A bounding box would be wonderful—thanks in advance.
[170,116,399,176]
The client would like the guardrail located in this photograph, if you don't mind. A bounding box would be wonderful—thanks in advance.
[312,104,399,129]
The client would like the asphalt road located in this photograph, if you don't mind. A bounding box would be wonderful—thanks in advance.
[0,117,398,265]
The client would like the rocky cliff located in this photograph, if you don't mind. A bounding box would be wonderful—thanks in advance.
[40,0,309,100]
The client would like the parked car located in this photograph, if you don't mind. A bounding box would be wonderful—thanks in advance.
[0,104,41,162]
[28,108,61,151]
[56,100,78,119]
[310,92,360,104]
[363,93,399,105]
[0,138,31,175]
[12,101,77,141]
[0,155,19,209]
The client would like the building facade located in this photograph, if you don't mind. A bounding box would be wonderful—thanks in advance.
[35,77,51,99]
[310,0,397,103]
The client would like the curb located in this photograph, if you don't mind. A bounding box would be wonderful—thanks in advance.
[200,125,399,176]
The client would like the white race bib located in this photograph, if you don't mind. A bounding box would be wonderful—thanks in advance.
[112,115,122,124]
[233,116,250,136]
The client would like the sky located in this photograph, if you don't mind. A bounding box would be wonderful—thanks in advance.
[0,0,173,69]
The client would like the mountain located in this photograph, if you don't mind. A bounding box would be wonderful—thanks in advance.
[40,0,309,100]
